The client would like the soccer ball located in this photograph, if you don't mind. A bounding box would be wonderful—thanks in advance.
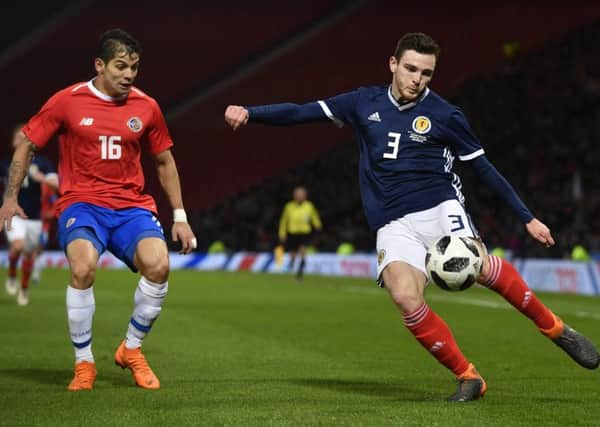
[425,235,483,292]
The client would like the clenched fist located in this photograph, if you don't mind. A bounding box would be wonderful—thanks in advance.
[224,105,249,130]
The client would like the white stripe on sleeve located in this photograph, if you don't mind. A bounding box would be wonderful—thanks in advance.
[317,100,344,128]
[459,148,485,161]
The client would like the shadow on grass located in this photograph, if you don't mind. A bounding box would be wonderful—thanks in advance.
[0,368,72,386]
[0,367,133,388]
[289,378,437,401]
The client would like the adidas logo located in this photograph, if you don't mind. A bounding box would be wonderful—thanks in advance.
[79,117,94,126]
[430,341,446,352]
[368,112,381,122]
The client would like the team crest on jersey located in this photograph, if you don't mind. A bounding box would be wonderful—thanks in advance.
[377,249,386,265]
[412,116,431,134]
[66,218,76,228]
[127,117,143,133]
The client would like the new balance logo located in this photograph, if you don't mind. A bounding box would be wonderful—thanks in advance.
[79,118,94,126]
[368,112,381,122]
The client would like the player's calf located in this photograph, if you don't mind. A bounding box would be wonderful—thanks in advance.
[481,255,555,330]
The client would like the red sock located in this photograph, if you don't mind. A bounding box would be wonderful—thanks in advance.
[21,256,34,290]
[8,252,19,278]
[404,303,470,376]
[483,255,555,330]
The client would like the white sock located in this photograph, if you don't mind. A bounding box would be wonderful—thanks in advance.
[125,277,168,349]
[66,286,95,363]
[32,257,42,280]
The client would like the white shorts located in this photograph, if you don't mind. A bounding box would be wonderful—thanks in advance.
[5,216,43,252]
[376,200,478,281]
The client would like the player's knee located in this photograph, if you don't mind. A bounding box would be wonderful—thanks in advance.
[477,253,491,281]
[10,240,24,254]
[386,276,424,312]
[141,256,169,283]
[389,288,423,312]
[69,260,96,288]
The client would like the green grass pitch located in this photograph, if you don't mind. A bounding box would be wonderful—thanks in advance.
[0,268,599,426]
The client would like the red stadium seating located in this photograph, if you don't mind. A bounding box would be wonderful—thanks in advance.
[1,1,599,225]
[166,1,600,212]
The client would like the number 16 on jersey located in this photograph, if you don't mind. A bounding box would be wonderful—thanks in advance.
[99,135,122,160]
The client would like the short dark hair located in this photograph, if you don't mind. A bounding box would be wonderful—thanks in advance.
[394,32,440,60]
[96,28,142,63]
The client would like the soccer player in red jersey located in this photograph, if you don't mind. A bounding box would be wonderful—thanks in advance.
[0,29,196,391]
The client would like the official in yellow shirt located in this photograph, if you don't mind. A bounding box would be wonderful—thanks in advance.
[278,186,322,279]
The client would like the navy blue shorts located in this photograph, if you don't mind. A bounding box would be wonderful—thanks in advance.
[58,202,165,272]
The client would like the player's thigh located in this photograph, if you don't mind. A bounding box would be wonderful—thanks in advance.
[66,239,100,288]
[377,218,429,281]
[23,220,42,254]
[381,260,427,310]
[107,208,166,274]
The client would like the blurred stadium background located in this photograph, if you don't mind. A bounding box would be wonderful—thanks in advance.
[2,0,600,259]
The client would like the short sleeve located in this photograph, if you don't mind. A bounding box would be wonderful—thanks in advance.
[318,90,360,127]
[145,99,174,155]
[22,91,66,149]
[446,109,485,161]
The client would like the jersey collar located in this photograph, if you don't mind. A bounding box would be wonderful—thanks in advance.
[387,86,430,111]
[87,79,128,102]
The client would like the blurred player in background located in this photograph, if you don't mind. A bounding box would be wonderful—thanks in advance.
[225,32,599,401]
[0,29,196,391]
[1,124,58,305]
[278,186,322,280]
[31,180,59,283]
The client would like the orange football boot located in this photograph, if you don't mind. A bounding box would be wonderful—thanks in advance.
[114,340,160,389]
[68,361,97,391]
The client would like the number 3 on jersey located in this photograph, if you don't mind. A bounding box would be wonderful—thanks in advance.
[99,135,122,160]
[383,132,401,159]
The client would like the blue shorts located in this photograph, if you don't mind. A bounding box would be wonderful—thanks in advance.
[58,202,166,272]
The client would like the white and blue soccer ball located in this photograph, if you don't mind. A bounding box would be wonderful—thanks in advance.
[425,235,483,292]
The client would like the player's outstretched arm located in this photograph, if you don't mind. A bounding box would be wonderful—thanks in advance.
[0,131,34,231]
[154,149,197,254]
[225,102,331,128]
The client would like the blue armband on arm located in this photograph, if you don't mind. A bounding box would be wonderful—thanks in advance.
[247,102,329,126]
[470,155,534,224]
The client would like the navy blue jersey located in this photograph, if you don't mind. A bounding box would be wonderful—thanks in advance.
[0,155,56,219]
[247,85,533,230]
[319,86,485,229]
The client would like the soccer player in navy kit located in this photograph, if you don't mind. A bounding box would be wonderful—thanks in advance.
[1,124,58,305]
[225,33,599,401]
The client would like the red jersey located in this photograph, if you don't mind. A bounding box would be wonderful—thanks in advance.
[22,80,173,215]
